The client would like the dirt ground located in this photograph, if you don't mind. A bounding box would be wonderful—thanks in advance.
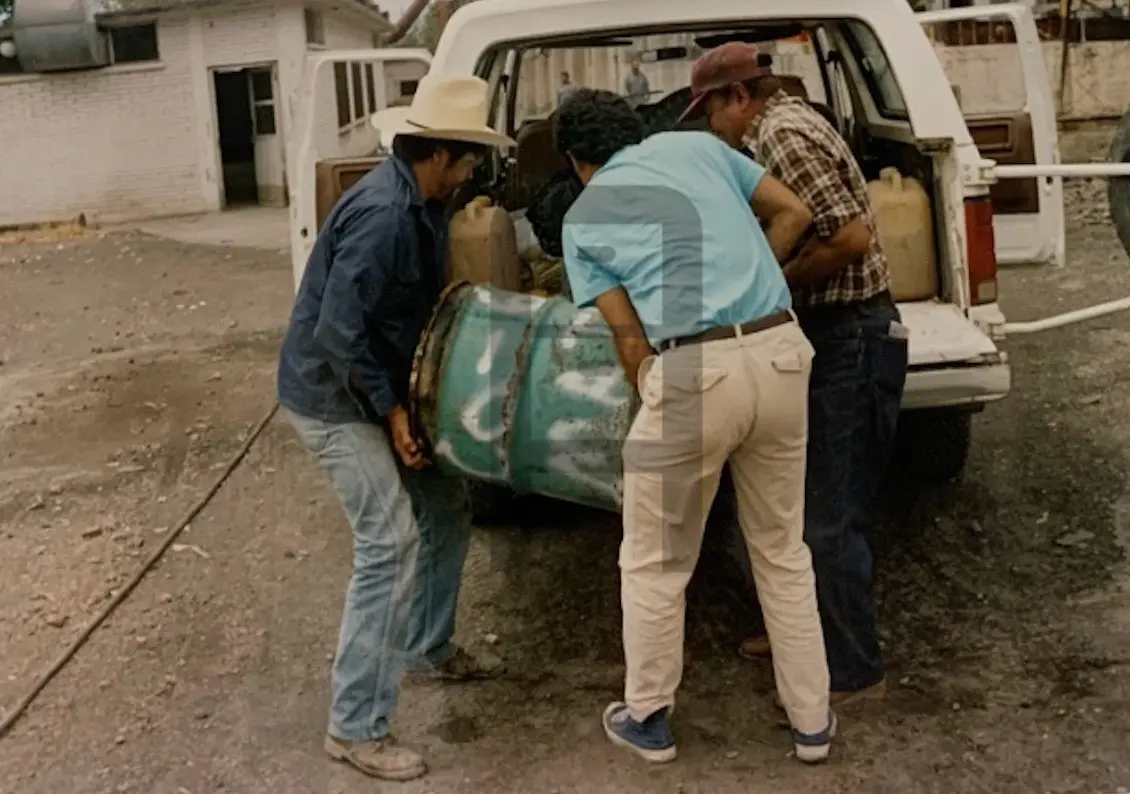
[3,130,1130,794]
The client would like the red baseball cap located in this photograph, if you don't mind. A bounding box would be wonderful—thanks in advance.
[679,41,773,123]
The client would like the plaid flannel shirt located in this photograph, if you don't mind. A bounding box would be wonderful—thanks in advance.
[749,91,891,308]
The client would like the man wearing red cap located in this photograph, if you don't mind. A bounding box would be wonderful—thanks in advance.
[681,41,909,709]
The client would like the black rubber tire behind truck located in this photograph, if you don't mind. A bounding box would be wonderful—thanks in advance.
[1109,107,1130,263]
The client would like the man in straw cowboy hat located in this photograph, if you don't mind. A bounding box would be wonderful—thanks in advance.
[554,88,836,764]
[277,73,514,782]
[680,41,907,712]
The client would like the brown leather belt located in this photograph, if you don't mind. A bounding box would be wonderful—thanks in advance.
[659,309,793,352]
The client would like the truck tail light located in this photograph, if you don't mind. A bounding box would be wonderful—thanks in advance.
[965,196,998,305]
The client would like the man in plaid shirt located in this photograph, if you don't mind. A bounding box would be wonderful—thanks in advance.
[681,41,909,707]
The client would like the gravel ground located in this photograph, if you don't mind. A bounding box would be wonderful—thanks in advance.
[1,129,1129,794]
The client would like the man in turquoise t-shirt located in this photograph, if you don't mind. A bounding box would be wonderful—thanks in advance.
[556,88,837,764]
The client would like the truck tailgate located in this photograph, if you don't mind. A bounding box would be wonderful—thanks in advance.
[897,300,999,367]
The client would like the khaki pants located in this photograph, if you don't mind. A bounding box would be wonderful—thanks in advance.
[620,320,830,735]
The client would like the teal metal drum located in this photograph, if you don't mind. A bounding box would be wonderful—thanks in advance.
[410,281,636,512]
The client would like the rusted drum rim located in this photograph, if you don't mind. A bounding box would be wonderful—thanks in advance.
[497,296,552,493]
[409,280,473,459]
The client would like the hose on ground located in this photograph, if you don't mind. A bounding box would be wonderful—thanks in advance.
[0,402,280,741]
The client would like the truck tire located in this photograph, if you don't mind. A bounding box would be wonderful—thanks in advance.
[892,409,973,486]
[468,481,521,525]
[1109,107,1130,261]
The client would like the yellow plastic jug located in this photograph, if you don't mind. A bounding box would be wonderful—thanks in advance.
[867,167,939,302]
[447,196,523,291]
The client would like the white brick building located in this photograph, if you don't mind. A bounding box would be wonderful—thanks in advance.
[0,0,427,228]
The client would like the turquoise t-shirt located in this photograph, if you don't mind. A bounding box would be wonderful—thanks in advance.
[561,131,791,348]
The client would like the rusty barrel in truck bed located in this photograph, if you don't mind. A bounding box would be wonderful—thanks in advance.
[409,281,636,511]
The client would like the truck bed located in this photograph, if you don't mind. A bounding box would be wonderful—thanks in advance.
[899,299,1009,410]
[898,300,998,366]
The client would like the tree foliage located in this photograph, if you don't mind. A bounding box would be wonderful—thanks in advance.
[396,0,476,52]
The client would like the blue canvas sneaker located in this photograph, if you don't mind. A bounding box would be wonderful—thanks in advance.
[601,702,677,763]
[792,711,837,764]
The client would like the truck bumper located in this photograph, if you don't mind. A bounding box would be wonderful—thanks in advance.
[901,356,1011,411]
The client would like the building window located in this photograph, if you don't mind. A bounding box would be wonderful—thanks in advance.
[364,64,377,113]
[334,62,352,128]
[399,79,418,98]
[250,68,277,136]
[108,23,159,64]
[336,60,388,132]
[351,62,366,120]
[305,8,325,45]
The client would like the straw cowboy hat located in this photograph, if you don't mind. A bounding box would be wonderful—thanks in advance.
[371,73,516,149]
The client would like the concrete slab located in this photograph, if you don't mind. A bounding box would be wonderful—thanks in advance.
[125,207,290,252]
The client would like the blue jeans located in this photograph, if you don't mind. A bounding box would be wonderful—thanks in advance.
[799,293,908,692]
[283,409,472,741]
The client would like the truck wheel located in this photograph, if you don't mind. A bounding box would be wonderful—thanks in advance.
[468,482,521,525]
[1109,106,1130,261]
[892,409,973,486]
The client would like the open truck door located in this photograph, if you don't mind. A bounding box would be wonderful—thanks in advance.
[289,49,433,291]
[918,3,1130,336]
[917,3,1065,268]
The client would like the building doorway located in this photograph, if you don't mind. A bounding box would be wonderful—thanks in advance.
[212,64,287,209]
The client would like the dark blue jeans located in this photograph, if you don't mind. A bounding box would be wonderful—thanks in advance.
[798,292,908,692]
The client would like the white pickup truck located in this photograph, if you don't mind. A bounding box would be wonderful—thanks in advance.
[288,0,1130,487]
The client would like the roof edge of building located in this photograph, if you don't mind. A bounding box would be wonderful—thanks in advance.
[96,0,392,31]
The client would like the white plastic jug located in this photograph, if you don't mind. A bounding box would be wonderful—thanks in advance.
[448,196,524,291]
[867,167,939,303]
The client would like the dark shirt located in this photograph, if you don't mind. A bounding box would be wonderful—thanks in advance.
[277,155,448,424]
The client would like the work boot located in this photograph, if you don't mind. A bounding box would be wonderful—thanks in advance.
[772,678,887,726]
[601,702,677,764]
[831,678,888,709]
[414,646,505,682]
[738,634,772,661]
[324,735,427,781]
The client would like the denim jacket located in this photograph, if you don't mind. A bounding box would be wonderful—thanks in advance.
[277,155,448,424]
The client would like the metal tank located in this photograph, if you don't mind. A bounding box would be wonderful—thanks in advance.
[410,281,636,512]
[11,0,110,73]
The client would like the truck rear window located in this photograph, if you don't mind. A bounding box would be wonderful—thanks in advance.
[505,29,827,131]
[481,19,914,134]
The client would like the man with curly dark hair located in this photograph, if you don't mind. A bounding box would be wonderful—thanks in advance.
[555,89,837,764]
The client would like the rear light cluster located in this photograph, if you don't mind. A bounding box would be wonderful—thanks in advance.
[964,196,998,305]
